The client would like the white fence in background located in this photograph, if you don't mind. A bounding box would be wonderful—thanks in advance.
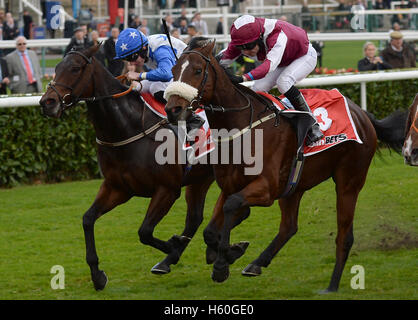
[0,31,417,49]
[1,70,417,111]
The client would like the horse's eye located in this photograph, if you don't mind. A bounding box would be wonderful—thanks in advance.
[195,69,202,75]
[72,67,81,73]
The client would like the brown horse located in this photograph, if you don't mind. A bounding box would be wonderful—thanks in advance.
[39,45,214,290]
[403,94,418,166]
[164,38,405,292]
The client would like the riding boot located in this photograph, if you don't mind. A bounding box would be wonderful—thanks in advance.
[285,86,324,145]
[186,113,205,131]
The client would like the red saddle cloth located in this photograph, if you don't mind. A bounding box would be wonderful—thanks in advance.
[140,92,215,161]
[258,88,363,156]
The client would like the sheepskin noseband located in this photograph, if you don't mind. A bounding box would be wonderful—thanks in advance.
[163,81,199,102]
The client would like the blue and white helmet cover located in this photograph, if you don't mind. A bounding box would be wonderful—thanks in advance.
[114,28,148,60]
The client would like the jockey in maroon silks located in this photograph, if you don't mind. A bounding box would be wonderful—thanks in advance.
[219,15,324,144]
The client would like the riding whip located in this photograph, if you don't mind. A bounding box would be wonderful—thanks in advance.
[161,18,178,61]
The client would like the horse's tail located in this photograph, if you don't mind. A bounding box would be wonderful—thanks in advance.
[365,109,408,153]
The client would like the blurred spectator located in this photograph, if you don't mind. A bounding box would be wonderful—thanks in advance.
[358,42,392,71]
[174,0,187,9]
[140,19,150,36]
[279,15,288,22]
[3,13,20,55]
[312,33,325,68]
[216,17,223,35]
[185,24,199,44]
[334,0,349,29]
[383,0,392,8]
[130,15,141,30]
[64,27,90,56]
[178,19,188,35]
[3,12,19,40]
[170,28,181,39]
[301,4,314,31]
[374,0,385,28]
[381,31,416,68]
[158,0,167,9]
[89,30,106,66]
[174,8,189,27]
[191,12,208,35]
[0,9,5,56]
[5,36,42,93]
[23,9,33,39]
[103,27,124,76]
[160,14,175,33]
[408,0,417,7]
[0,57,10,94]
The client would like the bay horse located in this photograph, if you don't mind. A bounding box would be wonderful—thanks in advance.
[164,38,405,292]
[39,45,214,290]
[403,94,418,166]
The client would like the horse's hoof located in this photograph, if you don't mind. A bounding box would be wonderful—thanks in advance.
[227,241,250,264]
[318,288,336,295]
[242,264,262,277]
[206,246,217,265]
[151,261,171,275]
[93,270,108,291]
[211,265,230,283]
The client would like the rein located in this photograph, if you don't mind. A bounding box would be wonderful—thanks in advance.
[411,109,418,133]
[47,51,134,109]
[181,49,254,129]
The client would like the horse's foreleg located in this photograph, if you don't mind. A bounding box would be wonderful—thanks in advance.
[242,191,303,277]
[212,177,273,283]
[83,182,130,291]
[137,187,179,270]
[152,177,213,274]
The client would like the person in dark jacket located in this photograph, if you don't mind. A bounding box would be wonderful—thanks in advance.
[358,42,392,71]
[2,12,20,55]
[23,9,33,39]
[103,27,124,76]
[0,57,10,94]
[381,31,416,69]
[64,27,90,56]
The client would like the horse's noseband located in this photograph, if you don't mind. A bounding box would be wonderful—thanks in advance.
[47,50,93,109]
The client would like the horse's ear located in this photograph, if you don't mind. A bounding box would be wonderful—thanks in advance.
[203,39,216,56]
[85,43,101,58]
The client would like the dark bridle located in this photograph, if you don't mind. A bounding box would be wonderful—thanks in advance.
[47,50,133,110]
[179,48,281,130]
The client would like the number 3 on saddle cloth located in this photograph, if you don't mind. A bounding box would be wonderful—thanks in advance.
[140,92,215,165]
[258,88,363,197]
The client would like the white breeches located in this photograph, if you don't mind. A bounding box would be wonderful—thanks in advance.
[138,79,172,95]
[251,44,317,94]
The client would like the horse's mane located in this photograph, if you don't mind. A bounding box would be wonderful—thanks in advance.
[187,37,213,50]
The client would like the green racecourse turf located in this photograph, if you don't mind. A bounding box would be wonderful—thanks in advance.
[0,150,417,300]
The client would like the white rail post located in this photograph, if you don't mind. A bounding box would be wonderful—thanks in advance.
[360,81,367,111]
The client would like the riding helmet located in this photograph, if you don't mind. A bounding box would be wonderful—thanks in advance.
[114,28,148,60]
[230,15,263,47]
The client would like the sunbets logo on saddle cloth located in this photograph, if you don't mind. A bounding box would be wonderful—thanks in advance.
[140,92,215,162]
[262,88,363,156]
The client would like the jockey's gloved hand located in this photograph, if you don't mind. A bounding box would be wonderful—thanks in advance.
[223,67,244,84]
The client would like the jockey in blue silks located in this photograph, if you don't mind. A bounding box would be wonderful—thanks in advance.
[114,28,204,129]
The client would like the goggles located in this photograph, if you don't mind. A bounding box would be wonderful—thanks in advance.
[124,46,148,62]
[236,40,258,51]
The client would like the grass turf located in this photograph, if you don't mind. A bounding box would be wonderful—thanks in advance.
[0,150,417,300]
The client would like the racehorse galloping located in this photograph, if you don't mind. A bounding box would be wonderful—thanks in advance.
[164,38,404,292]
[403,94,418,166]
[39,45,214,290]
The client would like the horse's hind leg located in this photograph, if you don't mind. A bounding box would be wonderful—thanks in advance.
[203,191,251,265]
[151,177,213,274]
[242,191,304,277]
[323,167,368,293]
[83,182,130,291]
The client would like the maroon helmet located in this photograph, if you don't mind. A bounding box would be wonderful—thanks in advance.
[230,15,263,47]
